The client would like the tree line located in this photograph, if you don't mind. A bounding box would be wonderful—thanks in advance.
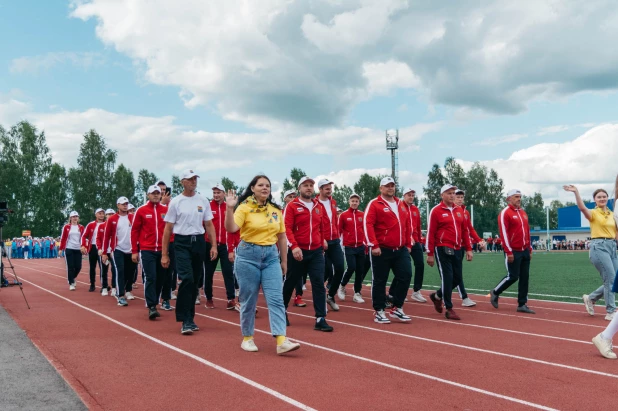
[0,120,575,238]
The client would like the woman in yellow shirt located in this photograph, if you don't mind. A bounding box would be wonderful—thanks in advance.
[225,175,300,355]
[564,185,617,322]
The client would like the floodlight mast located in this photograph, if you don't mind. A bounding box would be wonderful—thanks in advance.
[385,129,399,187]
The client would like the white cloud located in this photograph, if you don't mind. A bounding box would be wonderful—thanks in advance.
[362,60,420,96]
[10,52,104,74]
[0,92,31,126]
[314,167,426,192]
[537,125,570,136]
[473,133,528,146]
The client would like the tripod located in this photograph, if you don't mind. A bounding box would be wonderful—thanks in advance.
[0,226,30,309]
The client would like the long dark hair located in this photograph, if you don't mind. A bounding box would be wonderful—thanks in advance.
[237,175,282,210]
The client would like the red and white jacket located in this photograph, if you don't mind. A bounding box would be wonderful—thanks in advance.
[284,197,324,251]
[59,224,85,251]
[462,206,482,244]
[402,202,419,245]
[426,202,471,256]
[131,202,168,253]
[102,213,135,254]
[498,204,531,255]
[95,221,108,252]
[227,231,240,253]
[81,220,105,252]
[338,208,365,248]
[317,196,339,241]
[206,200,228,245]
[364,196,412,250]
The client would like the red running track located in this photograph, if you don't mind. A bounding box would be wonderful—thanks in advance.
[0,258,615,410]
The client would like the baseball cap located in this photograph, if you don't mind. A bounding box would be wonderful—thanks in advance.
[69,211,79,217]
[117,196,129,204]
[297,176,315,187]
[147,185,161,194]
[455,189,465,195]
[283,189,296,198]
[128,204,135,210]
[95,208,104,214]
[506,189,522,198]
[212,183,225,191]
[440,184,457,194]
[155,180,166,186]
[349,193,360,199]
[402,187,416,195]
[105,208,115,214]
[181,169,199,180]
[380,177,395,186]
[318,178,334,188]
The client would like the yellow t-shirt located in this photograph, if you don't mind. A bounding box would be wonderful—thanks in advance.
[233,198,285,246]
[590,207,617,239]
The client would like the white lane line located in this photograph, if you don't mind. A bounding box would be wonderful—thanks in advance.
[16,275,316,411]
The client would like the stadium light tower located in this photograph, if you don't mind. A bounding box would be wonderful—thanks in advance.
[385,129,399,186]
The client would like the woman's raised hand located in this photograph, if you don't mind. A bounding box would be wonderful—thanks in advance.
[225,189,238,207]
[563,184,578,193]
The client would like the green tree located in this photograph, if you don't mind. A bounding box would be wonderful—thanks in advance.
[281,168,307,201]
[221,176,238,191]
[135,169,158,205]
[353,173,385,211]
[521,192,545,229]
[443,157,466,189]
[332,184,353,208]
[171,175,183,196]
[423,164,446,208]
[112,164,136,205]
[35,163,69,235]
[549,200,564,229]
[68,130,117,218]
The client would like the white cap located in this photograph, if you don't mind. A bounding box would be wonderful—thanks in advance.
[297,176,315,187]
[147,185,161,194]
[402,187,416,195]
[318,178,334,188]
[455,189,465,195]
[181,169,199,180]
[105,208,115,214]
[117,196,129,204]
[506,189,522,198]
[212,183,225,191]
[349,193,360,199]
[128,204,135,210]
[69,211,79,217]
[380,176,395,186]
[283,189,296,198]
[95,208,104,214]
[440,184,457,194]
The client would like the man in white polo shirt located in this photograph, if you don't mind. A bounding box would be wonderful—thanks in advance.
[162,169,218,335]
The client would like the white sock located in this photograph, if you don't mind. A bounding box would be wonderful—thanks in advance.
[316,317,322,323]
[601,314,618,340]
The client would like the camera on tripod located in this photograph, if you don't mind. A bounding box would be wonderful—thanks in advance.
[0,200,11,227]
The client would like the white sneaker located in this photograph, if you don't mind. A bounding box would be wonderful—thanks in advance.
[337,285,346,301]
[302,284,307,291]
[235,289,239,298]
[327,296,340,311]
[101,288,108,296]
[353,293,365,303]
[411,291,427,303]
[111,288,117,297]
[277,338,300,355]
[69,284,76,291]
[170,291,177,300]
[462,298,477,307]
[241,339,259,352]
[582,294,595,316]
[592,333,617,359]
[404,296,409,302]
[605,312,615,321]
[125,292,135,300]
[389,307,412,322]
[374,310,391,324]
[195,296,201,305]
[71,282,76,289]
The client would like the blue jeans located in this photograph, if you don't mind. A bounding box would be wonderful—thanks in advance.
[589,239,617,313]
[234,241,286,337]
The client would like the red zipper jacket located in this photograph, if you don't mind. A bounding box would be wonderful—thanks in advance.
[462,206,482,244]
[227,231,240,252]
[499,204,531,255]
[131,202,168,253]
[406,203,422,244]
[364,196,412,250]
[81,221,105,252]
[205,200,228,245]
[317,196,339,241]
[338,208,365,248]
[59,224,85,251]
[95,221,108,252]
[102,213,135,254]
[426,202,471,256]
[284,197,324,251]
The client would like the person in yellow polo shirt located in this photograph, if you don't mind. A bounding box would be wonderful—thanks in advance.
[564,185,617,321]
[224,175,300,355]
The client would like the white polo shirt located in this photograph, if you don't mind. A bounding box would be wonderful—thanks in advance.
[165,193,214,235]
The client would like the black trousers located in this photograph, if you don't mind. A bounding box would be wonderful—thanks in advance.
[204,243,235,300]
[111,250,135,297]
[493,251,531,306]
[388,242,426,296]
[435,247,463,309]
[88,246,101,286]
[371,247,412,310]
[169,242,177,292]
[341,246,368,293]
[174,235,206,322]
[64,249,82,284]
[455,249,469,299]
[325,240,345,299]
[283,248,326,318]
[140,250,169,308]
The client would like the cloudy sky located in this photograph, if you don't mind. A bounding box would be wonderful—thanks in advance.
[2,0,618,203]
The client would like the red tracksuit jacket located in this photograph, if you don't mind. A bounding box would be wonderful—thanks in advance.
[338,208,365,248]
[227,231,240,252]
[95,222,108,252]
[102,213,135,254]
[81,221,105,252]
[131,202,168,253]
[364,196,412,250]
[426,202,471,256]
[462,206,482,244]
[284,197,324,251]
[498,204,531,255]
[317,197,339,241]
[60,224,85,251]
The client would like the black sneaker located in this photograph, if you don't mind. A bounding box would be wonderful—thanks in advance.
[189,321,199,331]
[286,312,290,326]
[181,321,193,335]
[88,284,95,292]
[385,294,394,309]
[490,290,499,309]
[314,317,333,332]
[161,300,173,311]
[148,307,160,320]
[517,305,536,314]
